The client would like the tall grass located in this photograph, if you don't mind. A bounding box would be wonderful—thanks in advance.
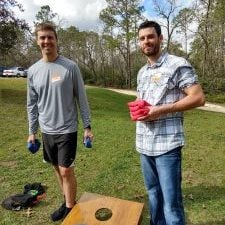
[0,79,225,225]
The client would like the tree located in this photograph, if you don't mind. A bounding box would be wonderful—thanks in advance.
[57,26,81,61]
[214,0,225,84]
[0,0,29,57]
[167,41,186,57]
[34,5,58,25]
[190,0,225,93]
[151,0,181,51]
[173,8,194,56]
[100,0,145,88]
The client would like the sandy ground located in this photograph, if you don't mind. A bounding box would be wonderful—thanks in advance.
[106,88,225,114]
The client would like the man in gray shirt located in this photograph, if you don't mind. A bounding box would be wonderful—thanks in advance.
[27,22,93,221]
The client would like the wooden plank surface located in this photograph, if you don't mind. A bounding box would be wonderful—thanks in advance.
[61,192,144,225]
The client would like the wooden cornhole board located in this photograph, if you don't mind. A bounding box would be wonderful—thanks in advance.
[61,192,144,225]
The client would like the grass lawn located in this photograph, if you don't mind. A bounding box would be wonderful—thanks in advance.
[0,78,225,225]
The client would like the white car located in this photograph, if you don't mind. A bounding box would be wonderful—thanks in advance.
[3,67,26,77]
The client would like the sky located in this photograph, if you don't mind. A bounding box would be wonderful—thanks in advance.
[15,0,108,31]
[15,0,158,31]
[15,0,194,31]
[14,0,196,50]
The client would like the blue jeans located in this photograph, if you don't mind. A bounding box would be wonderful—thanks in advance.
[140,147,185,225]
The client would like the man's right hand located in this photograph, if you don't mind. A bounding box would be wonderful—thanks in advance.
[27,134,36,144]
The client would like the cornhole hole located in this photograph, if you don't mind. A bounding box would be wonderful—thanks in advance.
[61,192,144,225]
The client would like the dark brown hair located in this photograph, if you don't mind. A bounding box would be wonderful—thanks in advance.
[138,20,161,37]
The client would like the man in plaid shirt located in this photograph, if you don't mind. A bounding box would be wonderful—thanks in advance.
[136,21,205,225]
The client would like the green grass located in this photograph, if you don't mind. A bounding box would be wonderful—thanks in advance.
[206,93,225,105]
[0,78,225,225]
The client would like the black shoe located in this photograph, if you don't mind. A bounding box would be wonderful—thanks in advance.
[62,207,72,220]
[51,202,66,221]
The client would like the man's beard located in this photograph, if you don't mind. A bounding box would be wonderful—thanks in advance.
[142,44,160,57]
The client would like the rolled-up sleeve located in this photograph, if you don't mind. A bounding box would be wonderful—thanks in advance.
[177,65,198,90]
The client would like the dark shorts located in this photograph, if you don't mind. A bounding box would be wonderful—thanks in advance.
[42,132,77,168]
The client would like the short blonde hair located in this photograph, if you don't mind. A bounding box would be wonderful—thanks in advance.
[35,22,57,40]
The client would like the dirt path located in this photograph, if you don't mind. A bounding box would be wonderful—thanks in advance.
[107,88,225,114]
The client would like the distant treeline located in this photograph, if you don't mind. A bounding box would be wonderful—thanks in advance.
[1,0,224,94]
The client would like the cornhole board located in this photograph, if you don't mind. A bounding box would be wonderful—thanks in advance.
[61,192,144,225]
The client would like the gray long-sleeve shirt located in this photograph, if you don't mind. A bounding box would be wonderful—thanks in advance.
[27,56,91,135]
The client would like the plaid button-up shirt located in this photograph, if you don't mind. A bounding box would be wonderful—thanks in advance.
[136,52,198,156]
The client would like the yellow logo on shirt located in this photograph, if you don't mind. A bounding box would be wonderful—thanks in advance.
[151,73,162,83]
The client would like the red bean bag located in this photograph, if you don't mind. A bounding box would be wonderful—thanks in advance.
[128,100,151,121]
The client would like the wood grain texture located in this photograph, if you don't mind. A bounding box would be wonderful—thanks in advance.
[61,192,144,225]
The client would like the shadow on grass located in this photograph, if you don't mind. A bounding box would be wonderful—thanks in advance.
[186,218,225,225]
[127,185,225,225]
[184,185,225,225]
[184,185,225,205]
[0,89,26,105]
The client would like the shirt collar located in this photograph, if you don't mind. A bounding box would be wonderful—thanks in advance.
[147,51,168,69]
